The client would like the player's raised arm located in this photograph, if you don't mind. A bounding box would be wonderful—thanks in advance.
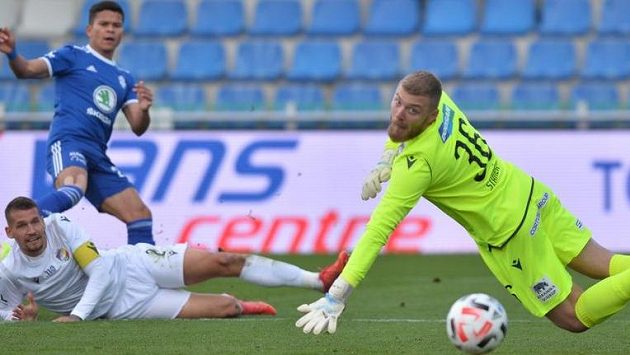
[0,27,49,79]
[123,81,153,136]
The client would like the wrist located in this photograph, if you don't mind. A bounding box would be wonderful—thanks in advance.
[6,48,17,61]
[327,277,353,303]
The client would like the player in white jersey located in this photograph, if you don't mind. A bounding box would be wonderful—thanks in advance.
[0,1,156,245]
[1,197,348,322]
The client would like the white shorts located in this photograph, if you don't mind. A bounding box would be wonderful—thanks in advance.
[107,243,191,319]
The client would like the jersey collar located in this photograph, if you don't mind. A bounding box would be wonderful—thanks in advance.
[86,45,117,66]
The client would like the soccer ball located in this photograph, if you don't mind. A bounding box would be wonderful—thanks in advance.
[446,293,508,354]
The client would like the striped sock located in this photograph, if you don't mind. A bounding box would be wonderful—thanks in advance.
[36,185,83,216]
[127,218,155,245]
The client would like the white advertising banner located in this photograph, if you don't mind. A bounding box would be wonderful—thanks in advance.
[1,131,629,253]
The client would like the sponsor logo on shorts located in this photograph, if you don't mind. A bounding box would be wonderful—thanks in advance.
[531,276,558,302]
[529,192,549,236]
[576,219,584,230]
[69,151,86,165]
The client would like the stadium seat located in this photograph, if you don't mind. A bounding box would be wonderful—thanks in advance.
[307,0,360,36]
[35,82,56,111]
[570,83,620,110]
[73,0,132,36]
[539,0,591,36]
[287,41,341,82]
[274,85,325,111]
[332,83,384,111]
[451,83,501,110]
[156,84,207,111]
[134,0,188,37]
[118,41,168,81]
[423,0,477,36]
[364,0,420,36]
[510,83,561,110]
[17,0,79,38]
[171,41,225,81]
[0,0,21,30]
[409,41,459,80]
[480,0,535,35]
[230,41,284,80]
[347,41,400,80]
[464,40,517,79]
[522,39,576,80]
[582,39,630,80]
[190,0,244,37]
[598,0,630,35]
[0,82,32,111]
[215,85,266,111]
[250,0,302,36]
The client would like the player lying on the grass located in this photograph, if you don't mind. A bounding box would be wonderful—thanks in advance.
[1,197,348,322]
[296,70,630,335]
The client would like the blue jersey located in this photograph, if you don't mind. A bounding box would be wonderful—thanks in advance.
[42,45,138,150]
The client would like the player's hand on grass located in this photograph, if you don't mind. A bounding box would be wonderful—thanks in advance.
[296,294,345,335]
[361,148,397,200]
[12,292,38,321]
[296,277,353,335]
[53,314,82,323]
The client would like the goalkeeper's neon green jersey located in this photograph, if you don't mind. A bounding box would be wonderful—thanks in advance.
[341,91,533,287]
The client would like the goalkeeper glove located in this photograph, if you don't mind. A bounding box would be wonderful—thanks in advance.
[296,277,353,335]
[361,148,397,200]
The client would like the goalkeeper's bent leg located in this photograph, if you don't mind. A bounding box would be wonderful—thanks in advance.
[575,266,630,328]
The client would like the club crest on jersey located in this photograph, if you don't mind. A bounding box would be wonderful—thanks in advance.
[118,75,127,90]
[438,103,454,143]
[56,248,71,262]
[93,85,117,113]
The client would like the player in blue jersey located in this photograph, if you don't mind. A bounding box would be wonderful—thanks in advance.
[0,1,155,245]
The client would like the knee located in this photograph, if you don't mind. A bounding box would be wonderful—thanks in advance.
[215,253,246,274]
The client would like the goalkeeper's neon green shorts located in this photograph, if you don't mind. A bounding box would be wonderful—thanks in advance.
[478,180,592,317]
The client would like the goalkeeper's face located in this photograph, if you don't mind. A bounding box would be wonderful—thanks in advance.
[87,10,124,59]
[4,207,47,257]
[387,88,438,143]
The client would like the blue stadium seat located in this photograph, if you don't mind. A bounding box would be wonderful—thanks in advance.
[191,0,244,36]
[332,83,384,110]
[570,83,620,110]
[582,39,630,80]
[464,40,516,79]
[274,85,325,111]
[423,0,477,36]
[73,0,132,36]
[250,0,302,36]
[480,0,535,35]
[599,0,630,35]
[364,0,420,36]
[134,0,188,37]
[522,39,576,80]
[347,41,400,80]
[215,85,266,111]
[539,0,591,36]
[230,41,284,80]
[511,83,561,110]
[287,41,341,82]
[0,40,50,80]
[118,41,168,81]
[409,41,459,80]
[308,0,360,36]
[0,82,31,111]
[36,82,56,111]
[171,41,225,81]
[156,84,207,111]
[451,83,500,110]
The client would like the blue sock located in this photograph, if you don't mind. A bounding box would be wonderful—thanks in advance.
[127,218,155,245]
[36,185,83,217]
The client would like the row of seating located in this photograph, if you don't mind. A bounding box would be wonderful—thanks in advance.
[3,0,630,39]
[2,37,629,82]
[1,82,626,113]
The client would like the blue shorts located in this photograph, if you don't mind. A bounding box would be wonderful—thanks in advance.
[46,138,133,210]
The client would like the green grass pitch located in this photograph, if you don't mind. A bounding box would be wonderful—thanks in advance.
[3,254,630,354]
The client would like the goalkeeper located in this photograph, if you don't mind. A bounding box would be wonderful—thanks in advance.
[0,197,348,322]
[297,71,630,335]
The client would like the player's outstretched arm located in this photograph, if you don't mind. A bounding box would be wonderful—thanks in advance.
[123,81,153,136]
[295,277,353,335]
[0,27,49,79]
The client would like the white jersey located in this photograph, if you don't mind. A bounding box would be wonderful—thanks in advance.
[1,214,126,320]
